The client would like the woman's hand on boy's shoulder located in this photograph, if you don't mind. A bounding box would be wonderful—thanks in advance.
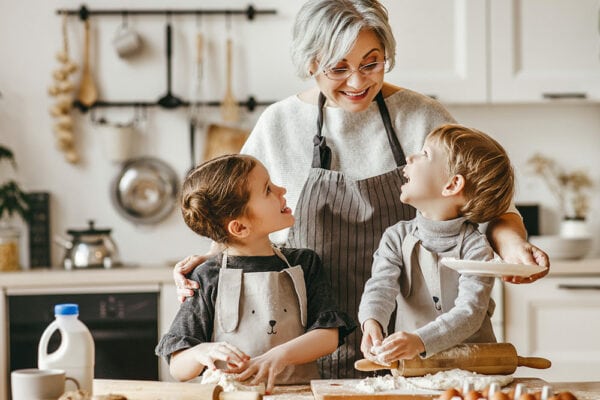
[501,241,550,284]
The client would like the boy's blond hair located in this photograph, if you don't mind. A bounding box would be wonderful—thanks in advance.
[427,124,514,223]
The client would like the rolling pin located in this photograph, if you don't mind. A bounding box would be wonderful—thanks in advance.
[354,343,551,377]
[93,379,263,400]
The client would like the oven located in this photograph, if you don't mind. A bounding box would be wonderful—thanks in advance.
[5,285,159,398]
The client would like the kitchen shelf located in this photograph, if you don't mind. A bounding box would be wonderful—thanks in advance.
[56,5,277,21]
[74,96,274,113]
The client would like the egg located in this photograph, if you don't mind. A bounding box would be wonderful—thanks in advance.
[463,390,483,400]
[518,394,537,400]
[556,392,577,400]
[438,387,462,400]
[489,392,510,400]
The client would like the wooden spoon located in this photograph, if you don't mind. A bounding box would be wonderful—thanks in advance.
[78,19,98,107]
[221,37,239,123]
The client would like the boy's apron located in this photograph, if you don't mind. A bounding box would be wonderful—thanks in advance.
[212,247,319,384]
[286,91,415,379]
[396,225,496,345]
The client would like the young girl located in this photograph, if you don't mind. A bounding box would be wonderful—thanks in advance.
[155,154,355,392]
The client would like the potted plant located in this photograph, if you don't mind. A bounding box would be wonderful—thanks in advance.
[0,145,30,271]
[527,153,593,237]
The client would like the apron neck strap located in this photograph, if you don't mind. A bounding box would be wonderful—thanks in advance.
[313,92,332,169]
[312,91,406,170]
[271,245,292,268]
[221,249,229,269]
[374,91,407,167]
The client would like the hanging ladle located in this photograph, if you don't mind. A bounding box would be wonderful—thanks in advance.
[158,20,183,109]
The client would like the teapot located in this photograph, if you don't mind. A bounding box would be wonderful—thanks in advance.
[54,220,121,269]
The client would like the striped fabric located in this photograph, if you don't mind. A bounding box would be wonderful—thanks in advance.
[287,167,415,378]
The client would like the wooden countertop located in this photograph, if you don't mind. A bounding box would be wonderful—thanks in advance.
[1,258,598,291]
[0,264,173,291]
[92,379,600,400]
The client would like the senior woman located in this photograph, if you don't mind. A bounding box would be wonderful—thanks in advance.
[173,0,549,379]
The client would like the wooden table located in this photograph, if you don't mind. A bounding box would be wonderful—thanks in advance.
[93,379,600,400]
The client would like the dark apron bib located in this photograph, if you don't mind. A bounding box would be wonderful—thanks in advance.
[286,91,415,378]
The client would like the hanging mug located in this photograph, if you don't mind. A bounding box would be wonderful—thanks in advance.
[113,22,142,58]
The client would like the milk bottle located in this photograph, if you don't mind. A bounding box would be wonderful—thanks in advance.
[38,303,95,393]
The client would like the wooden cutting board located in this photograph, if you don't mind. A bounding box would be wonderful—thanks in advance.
[310,378,549,400]
[311,379,439,400]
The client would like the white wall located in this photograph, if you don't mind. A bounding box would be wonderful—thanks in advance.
[1,1,599,268]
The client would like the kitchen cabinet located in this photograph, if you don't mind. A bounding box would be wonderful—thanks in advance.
[490,0,600,102]
[504,275,600,381]
[158,283,180,382]
[381,0,600,104]
[0,289,7,400]
[384,0,487,103]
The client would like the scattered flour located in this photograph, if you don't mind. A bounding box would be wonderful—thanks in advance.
[200,369,266,393]
[355,375,398,393]
[405,369,513,391]
[355,369,513,393]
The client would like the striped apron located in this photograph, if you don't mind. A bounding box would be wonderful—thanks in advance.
[286,91,415,378]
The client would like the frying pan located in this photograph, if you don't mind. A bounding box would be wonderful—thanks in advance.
[158,22,183,109]
[111,157,179,225]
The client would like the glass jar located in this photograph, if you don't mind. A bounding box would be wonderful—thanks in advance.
[0,225,20,271]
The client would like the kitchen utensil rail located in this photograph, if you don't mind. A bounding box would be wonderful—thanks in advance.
[75,96,273,113]
[56,5,276,21]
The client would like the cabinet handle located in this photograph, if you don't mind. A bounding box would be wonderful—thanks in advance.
[558,284,600,290]
[542,92,587,100]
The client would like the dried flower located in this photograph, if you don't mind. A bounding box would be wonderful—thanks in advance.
[527,153,593,219]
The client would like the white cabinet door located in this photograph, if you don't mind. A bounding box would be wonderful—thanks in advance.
[0,289,7,400]
[384,0,487,103]
[504,276,600,381]
[158,283,180,382]
[490,0,600,102]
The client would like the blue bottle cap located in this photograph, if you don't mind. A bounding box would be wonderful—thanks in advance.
[55,303,79,315]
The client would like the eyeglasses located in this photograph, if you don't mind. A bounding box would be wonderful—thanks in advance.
[322,60,387,81]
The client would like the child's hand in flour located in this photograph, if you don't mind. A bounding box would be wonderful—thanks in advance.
[193,341,249,371]
[377,331,425,363]
[360,319,384,361]
[232,348,287,394]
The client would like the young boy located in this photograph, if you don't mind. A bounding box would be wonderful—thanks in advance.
[155,154,355,392]
[358,124,514,363]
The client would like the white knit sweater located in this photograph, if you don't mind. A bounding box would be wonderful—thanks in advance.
[241,88,456,243]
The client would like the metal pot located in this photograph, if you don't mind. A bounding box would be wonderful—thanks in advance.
[110,157,178,225]
[54,220,121,269]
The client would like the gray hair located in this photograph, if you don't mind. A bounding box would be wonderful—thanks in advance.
[291,0,396,79]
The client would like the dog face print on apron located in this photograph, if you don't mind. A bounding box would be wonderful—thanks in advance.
[286,91,415,378]
[212,247,319,384]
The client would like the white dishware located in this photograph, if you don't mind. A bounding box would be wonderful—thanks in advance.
[11,368,78,400]
[529,235,592,260]
[440,258,547,277]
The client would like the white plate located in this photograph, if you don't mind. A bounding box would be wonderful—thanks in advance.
[440,258,547,277]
